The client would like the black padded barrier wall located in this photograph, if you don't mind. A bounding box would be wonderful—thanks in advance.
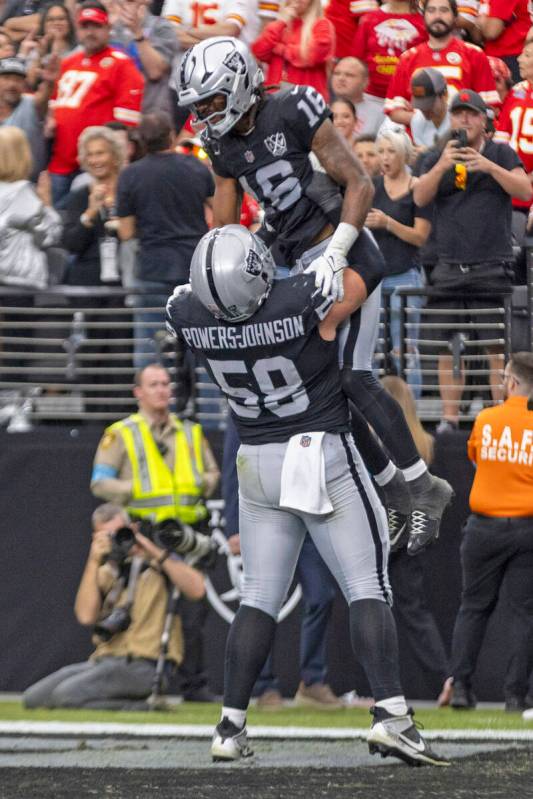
[0,427,515,700]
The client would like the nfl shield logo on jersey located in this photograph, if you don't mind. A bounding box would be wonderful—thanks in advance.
[244,149,255,163]
[300,435,312,448]
[264,132,287,157]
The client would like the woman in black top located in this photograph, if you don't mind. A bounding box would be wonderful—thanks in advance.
[365,128,432,398]
[61,127,128,398]
[62,126,126,286]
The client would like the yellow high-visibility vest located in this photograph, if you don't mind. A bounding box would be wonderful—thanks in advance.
[109,413,207,524]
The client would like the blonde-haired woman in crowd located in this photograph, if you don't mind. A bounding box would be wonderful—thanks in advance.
[365,127,431,398]
[0,126,61,291]
[381,375,434,465]
[251,0,335,101]
[62,126,126,286]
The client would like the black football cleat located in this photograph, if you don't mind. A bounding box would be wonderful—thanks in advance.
[367,706,450,767]
[407,474,454,556]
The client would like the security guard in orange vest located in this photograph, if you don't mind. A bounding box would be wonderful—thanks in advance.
[440,352,533,713]
[91,362,220,701]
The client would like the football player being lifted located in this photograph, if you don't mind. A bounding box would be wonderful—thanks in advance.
[166,224,449,767]
[175,36,453,554]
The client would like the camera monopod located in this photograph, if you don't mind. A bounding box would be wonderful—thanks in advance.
[146,582,181,710]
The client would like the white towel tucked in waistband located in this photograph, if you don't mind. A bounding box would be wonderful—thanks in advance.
[279,432,333,515]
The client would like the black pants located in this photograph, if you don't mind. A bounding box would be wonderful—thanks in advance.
[176,595,210,694]
[389,549,449,693]
[450,514,533,700]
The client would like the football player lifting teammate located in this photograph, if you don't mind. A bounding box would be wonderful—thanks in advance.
[166,223,450,767]
[175,37,453,553]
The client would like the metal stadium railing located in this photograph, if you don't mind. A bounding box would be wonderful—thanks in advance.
[0,262,531,430]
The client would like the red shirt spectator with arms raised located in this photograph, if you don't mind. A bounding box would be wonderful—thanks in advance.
[386,0,499,126]
[324,0,378,59]
[252,0,335,101]
[478,0,530,83]
[352,1,427,101]
[48,1,144,207]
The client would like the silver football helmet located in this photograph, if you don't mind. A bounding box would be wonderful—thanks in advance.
[175,37,263,138]
[190,225,275,323]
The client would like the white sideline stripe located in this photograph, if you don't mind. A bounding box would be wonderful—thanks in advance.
[0,721,533,741]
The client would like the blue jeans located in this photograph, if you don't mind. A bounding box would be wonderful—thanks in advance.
[128,278,178,370]
[382,268,424,398]
[131,277,222,427]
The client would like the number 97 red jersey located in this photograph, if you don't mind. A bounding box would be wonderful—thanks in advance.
[49,47,144,175]
[495,80,533,209]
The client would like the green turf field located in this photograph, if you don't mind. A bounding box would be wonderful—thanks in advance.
[0,701,531,731]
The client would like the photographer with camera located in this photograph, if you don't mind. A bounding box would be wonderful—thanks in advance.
[23,503,205,710]
[413,89,531,432]
[91,362,220,702]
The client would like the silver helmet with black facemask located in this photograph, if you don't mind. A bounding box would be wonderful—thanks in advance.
[190,225,275,323]
[175,37,263,138]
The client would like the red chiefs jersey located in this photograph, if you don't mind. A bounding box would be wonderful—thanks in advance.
[49,46,144,174]
[324,0,378,59]
[495,80,533,208]
[352,10,427,99]
[385,39,500,115]
[479,0,530,58]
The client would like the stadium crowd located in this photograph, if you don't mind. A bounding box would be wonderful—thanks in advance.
[0,0,532,406]
[1,0,533,722]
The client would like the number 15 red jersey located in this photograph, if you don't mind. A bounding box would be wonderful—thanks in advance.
[495,80,533,208]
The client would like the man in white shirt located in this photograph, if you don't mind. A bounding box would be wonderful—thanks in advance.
[331,56,385,136]
[162,0,259,50]
[409,67,450,148]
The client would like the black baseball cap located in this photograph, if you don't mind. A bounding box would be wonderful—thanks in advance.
[411,68,447,111]
[0,57,27,77]
[449,89,487,114]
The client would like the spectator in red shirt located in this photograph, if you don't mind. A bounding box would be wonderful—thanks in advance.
[324,0,378,60]
[386,0,499,127]
[251,0,335,101]
[352,1,427,103]
[494,37,533,253]
[478,0,531,83]
[48,2,144,208]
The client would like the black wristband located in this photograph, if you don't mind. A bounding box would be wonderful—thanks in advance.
[157,549,171,566]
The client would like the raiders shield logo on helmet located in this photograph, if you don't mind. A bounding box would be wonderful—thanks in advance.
[244,249,262,276]
[223,50,246,74]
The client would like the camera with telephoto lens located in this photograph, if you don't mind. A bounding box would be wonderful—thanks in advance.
[94,518,217,641]
[107,525,137,564]
[139,518,218,570]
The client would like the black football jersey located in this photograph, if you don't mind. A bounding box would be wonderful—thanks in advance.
[166,275,350,445]
[202,86,331,266]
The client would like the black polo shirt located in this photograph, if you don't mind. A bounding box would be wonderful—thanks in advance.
[417,140,523,265]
